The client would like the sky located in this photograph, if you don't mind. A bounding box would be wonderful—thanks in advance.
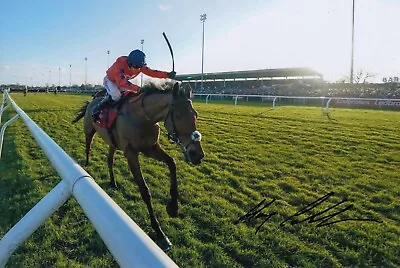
[1,0,399,86]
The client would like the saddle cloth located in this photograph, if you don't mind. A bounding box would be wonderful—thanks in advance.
[94,108,118,128]
[94,91,142,128]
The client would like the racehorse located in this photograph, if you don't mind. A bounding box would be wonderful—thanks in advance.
[72,81,204,251]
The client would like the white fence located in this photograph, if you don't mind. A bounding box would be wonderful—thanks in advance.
[0,90,178,268]
[194,93,400,112]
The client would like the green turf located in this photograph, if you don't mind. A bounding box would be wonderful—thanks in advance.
[1,93,399,267]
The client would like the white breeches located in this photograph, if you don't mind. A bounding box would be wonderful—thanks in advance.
[103,76,122,101]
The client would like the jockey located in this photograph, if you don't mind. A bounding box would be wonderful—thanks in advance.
[92,49,176,120]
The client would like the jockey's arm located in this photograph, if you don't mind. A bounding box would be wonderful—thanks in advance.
[115,75,140,92]
[107,56,141,92]
[141,66,169,79]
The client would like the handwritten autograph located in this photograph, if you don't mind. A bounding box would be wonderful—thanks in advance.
[234,192,382,234]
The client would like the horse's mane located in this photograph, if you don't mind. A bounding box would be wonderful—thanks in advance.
[141,80,181,95]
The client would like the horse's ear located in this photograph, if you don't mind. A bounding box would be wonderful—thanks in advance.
[172,82,180,98]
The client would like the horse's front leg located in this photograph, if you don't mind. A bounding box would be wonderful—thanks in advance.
[143,143,178,217]
[125,146,172,251]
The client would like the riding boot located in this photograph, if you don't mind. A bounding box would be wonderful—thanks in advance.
[92,95,113,120]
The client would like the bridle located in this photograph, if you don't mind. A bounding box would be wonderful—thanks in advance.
[165,99,202,154]
[138,90,202,155]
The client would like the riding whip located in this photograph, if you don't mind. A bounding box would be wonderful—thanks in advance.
[163,32,175,72]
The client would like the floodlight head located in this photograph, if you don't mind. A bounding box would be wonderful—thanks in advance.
[200,13,207,22]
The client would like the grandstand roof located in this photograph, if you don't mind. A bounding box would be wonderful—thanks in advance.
[176,67,323,81]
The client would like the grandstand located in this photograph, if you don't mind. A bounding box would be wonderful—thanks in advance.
[177,67,323,81]
[176,67,324,95]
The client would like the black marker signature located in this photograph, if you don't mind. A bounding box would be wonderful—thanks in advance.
[234,192,382,234]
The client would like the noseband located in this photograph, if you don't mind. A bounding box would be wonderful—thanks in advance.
[165,99,202,153]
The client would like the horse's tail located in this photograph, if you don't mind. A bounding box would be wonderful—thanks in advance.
[72,101,90,123]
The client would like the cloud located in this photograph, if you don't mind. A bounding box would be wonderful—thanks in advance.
[158,4,170,12]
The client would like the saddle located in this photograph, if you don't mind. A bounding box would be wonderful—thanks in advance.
[94,91,143,129]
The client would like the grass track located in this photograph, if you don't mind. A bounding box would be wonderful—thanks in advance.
[0,93,399,267]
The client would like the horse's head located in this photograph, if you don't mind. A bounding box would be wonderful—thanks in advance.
[164,82,204,165]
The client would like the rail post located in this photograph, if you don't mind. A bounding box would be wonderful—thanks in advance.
[0,114,19,159]
[234,95,239,106]
[325,98,333,114]
[272,97,277,109]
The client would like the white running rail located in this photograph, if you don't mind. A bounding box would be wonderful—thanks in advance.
[194,93,400,112]
[0,90,178,268]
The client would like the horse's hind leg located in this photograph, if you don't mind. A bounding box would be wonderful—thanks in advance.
[125,146,172,251]
[107,145,117,188]
[85,128,96,166]
[143,143,178,218]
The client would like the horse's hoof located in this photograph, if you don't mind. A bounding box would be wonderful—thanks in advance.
[166,201,178,218]
[157,236,172,252]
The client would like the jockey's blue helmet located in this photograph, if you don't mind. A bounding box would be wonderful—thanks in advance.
[128,50,146,68]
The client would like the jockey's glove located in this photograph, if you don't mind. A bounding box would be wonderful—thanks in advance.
[167,71,176,79]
